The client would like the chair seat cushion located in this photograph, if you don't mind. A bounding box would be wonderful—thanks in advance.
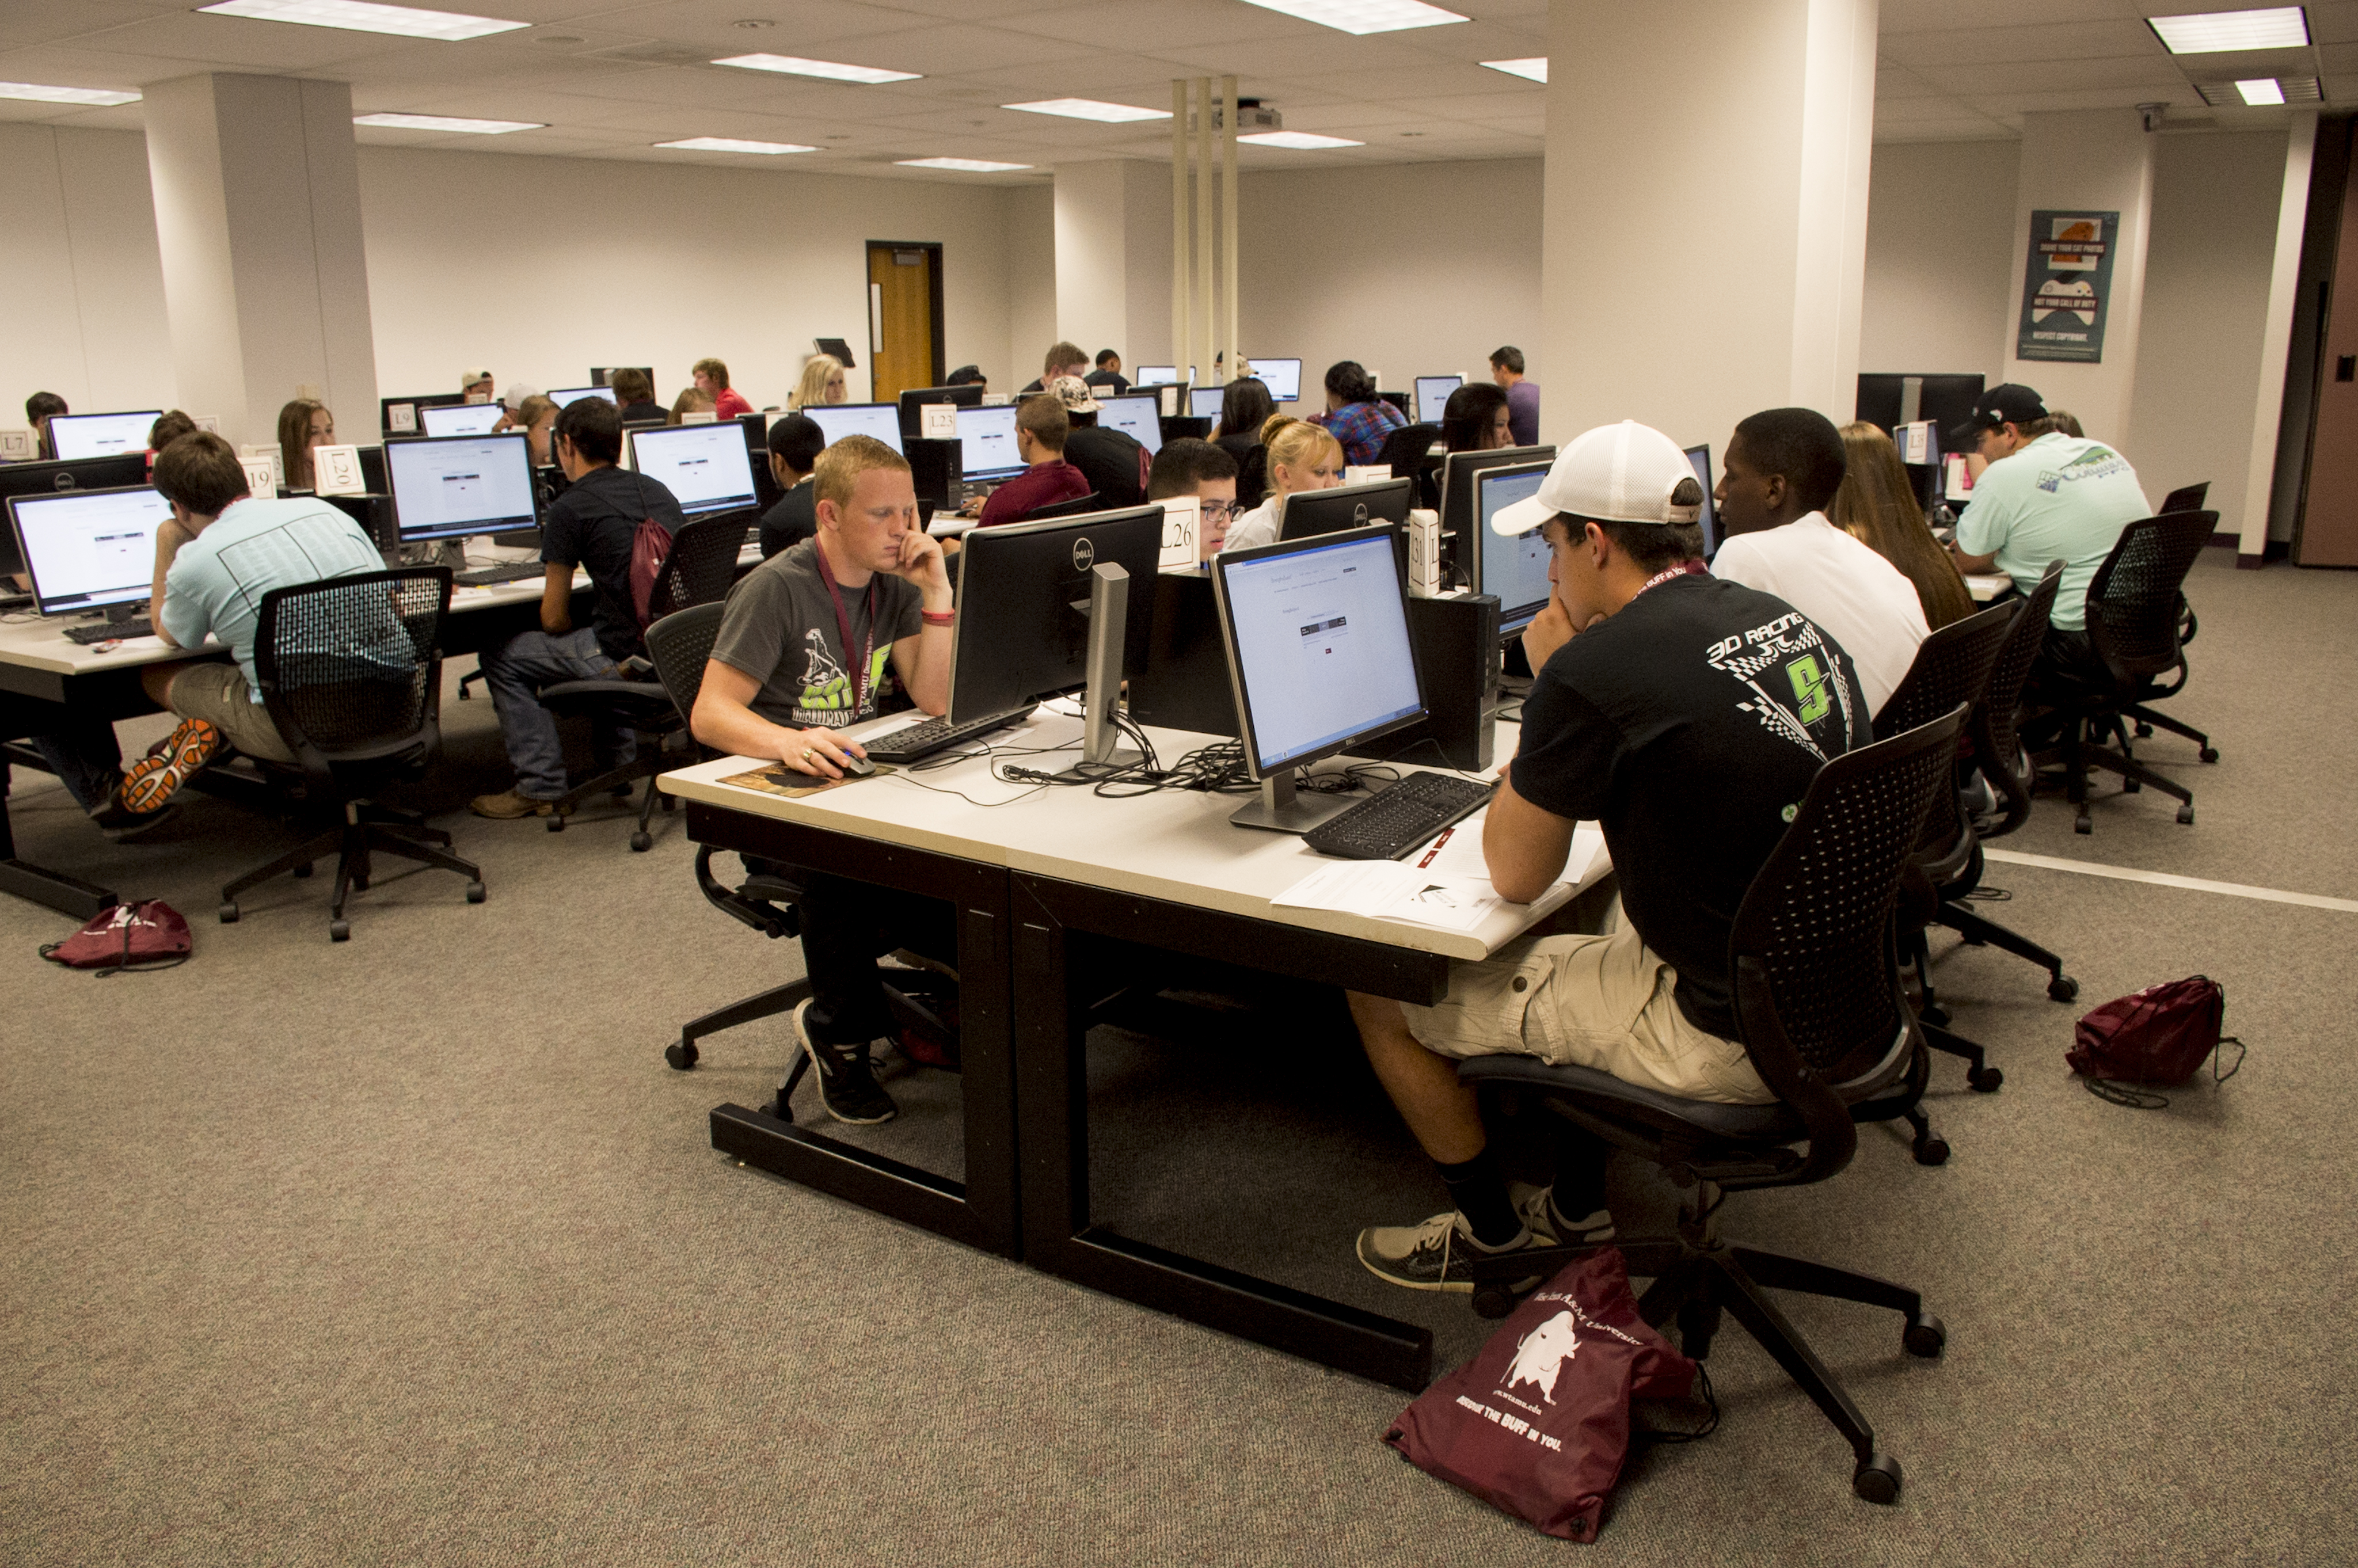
[535,676,677,719]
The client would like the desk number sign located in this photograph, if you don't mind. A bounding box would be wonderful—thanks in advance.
[313,444,366,496]
[920,402,959,441]
[1157,495,1200,572]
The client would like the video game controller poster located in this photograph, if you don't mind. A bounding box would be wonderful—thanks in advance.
[2016,210,2117,363]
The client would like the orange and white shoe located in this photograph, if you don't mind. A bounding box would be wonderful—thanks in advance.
[119,718,223,813]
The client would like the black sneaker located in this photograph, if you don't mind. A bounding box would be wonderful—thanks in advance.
[1356,1209,1554,1293]
[790,999,897,1125]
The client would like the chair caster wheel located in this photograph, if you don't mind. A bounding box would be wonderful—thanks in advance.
[2122,777,2139,793]
[1903,1312,1946,1357]
[292,861,312,879]
[2133,722,2152,739]
[665,1040,698,1071]
[629,831,652,852]
[466,881,486,904]
[1968,1065,2003,1093]
[2074,812,2091,834]
[1472,1284,1516,1320]
[329,919,350,942]
[1920,1003,1949,1027]
[546,815,566,832]
[1853,1452,1903,1505]
[2048,974,2079,1003]
[218,901,239,924]
[2176,805,2195,825]
[1911,1135,1950,1166]
[2199,747,2218,764]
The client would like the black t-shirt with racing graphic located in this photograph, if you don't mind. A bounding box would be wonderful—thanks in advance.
[1511,574,1868,1039]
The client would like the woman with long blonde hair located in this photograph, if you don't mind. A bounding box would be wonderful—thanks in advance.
[789,355,847,411]
[1220,414,1344,553]
[1832,421,1974,630]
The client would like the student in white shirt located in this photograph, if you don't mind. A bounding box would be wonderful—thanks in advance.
[1709,406,1928,718]
[1223,415,1343,553]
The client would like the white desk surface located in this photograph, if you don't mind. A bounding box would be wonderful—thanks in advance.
[1964,573,2010,602]
[659,709,1610,965]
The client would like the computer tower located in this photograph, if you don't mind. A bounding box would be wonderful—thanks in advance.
[323,492,399,564]
[906,438,962,510]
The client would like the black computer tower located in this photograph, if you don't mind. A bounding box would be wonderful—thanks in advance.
[906,438,961,509]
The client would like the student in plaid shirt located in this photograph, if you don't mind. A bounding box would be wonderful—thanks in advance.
[1311,360,1409,466]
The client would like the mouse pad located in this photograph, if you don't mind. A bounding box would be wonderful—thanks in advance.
[720,763,899,800]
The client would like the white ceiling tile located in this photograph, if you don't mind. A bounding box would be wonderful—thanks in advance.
[1880,20,2163,67]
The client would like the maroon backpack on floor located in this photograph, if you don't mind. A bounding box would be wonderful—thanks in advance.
[2068,976,2244,1107]
[40,901,192,975]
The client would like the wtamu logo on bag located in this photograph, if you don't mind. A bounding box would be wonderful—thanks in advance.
[1502,1297,1646,1405]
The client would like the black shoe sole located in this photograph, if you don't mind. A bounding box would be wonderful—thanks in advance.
[794,1006,897,1125]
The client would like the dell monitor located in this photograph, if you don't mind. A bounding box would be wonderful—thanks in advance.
[1211,523,1426,832]
[1472,462,1553,637]
[8,485,172,618]
[1097,393,1163,455]
[1437,444,1556,541]
[1855,372,1984,436]
[1414,375,1465,425]
[628,423,758,517]
[591,366,655,390]
[1249,358,1302,403]
[1279,475,1415,543]
[1134,366,1195,387]
[0,454,150,578]
[1188,387,1227,420]
[955,404,1024,484]
[421,401,507,439]
[804,402,905,456]
[47,412,162,463]
[1683,443,1719,558]
[897,384,986,438]
[384,432,538,543]
[547,386,618,409]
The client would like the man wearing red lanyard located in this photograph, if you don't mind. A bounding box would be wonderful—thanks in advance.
[694,433,956,1124]
[1344,420,1870,1294]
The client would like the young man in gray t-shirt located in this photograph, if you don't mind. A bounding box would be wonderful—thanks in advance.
[693,435,956,1125]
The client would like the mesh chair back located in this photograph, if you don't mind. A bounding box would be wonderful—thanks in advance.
[648,510,753,623]
[2087,512,2215,681]
[1374,423,1441,477]
[1730,703,1967,1084]
[1968,559,2063,834]
[1872,600,2011,858]
[253,568,449,756]
[645,601,726,721]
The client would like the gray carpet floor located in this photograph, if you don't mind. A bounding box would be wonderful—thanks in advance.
[4,547,2352,1565]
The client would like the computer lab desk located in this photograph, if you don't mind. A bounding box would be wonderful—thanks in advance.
[660,709,1614,1390]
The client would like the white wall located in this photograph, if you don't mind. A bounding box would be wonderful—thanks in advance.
[1003,184,1058,387]
[1859,140,2017,382]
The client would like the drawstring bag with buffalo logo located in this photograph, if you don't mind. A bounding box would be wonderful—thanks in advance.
[40,900,192,975]
[1385,1248,1705,1542]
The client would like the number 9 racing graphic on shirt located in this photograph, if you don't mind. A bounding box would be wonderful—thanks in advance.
[1706,611,1858,761]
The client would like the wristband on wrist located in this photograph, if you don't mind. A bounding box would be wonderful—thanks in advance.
[921,608,955,625]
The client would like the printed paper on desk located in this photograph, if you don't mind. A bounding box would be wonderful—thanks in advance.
[1409,815,1606,888]
[920,402,959,440]
[1157,495,1200,571]
[312,444,365,495]
[1272,861,1509,935]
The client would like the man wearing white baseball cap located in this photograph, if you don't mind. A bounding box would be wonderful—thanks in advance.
[1349,419,1870,1293]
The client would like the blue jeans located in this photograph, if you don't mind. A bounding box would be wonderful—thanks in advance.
[26,721,124,812]
[478,627,636,801]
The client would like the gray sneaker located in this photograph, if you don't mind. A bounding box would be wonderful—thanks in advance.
[1356,1210,1553,1293]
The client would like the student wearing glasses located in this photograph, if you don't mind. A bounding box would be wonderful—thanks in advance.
[1147,437,1241,559]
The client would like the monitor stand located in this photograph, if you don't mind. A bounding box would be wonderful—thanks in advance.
[1229,769,1357,834]
[104,603,142,627]
[1071,562,1142,776]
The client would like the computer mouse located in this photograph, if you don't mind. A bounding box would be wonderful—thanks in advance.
[840,754,877,778]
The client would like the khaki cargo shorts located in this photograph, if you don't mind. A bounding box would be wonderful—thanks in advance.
[167,663,295,763]
[1401,922,1773,1105]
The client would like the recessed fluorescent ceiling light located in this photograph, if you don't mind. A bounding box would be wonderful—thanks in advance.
[197,0,525,41]
[1238,130,1364,149]
[897,157,1032,172]
[1480,57,1547,82]
[2235,75,2288,102]
[2146,6,2310,53]
[0,82,142,105]
[1237,0,1466,36]
[1002,98,1171,123]
[355,112,541,133]
[713,54,920,83]
[655,137,816,154]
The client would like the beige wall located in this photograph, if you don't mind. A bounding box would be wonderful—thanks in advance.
[1859,140,2016,382]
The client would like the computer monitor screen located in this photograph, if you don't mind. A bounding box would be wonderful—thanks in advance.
[9,485,172,616]
[1437,444,1555,540]
[1212,524,1425,779]
[1280,476,1414,543]
[1474,462,1553,635]
[804,402,905,456]
[1684,443,1718,558]
[1098,394,1162,455]
[385,433,538,542]
[1414,375,1464,425]
[1189,387,1227,420]
[1855,372,1984,436]
[955,404,1023,482]
[947,504,1165,724]
[547,386,617,409]
[421,401,507,438]
[47,412,162,462]
[629,423,758,516]
[1134,366,1195,387]
[1248,358,1302,403]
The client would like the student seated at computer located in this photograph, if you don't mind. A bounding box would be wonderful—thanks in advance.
[1147,437,1240,558]
[502,395,558,466]
[460,367,495,403]
[1085,349,1130,395]
[115,432,388,815]
[1212,376,1275,508]
[1347,420,1870,1292]
[1020,341,1090,397]
[693,357,754,420]
[759,413,827,558]
[1053,377,1149,509]
[1709,406,1925,717]
[1440,382,1512,454]
[690,435,955,1124]
[275,399,334,490]
[1223,415,1342,553]
[149,410,197,452]
[1311,360,1407,467]
[27,392,67,459]
[669,387,715,425]
[976,394,1089,527]
[470,397,686,820]
[1490,346,1541,447]
[611,368,664,425]
[1832,421,1974,631]
[789,355,847,412]
[946,364,987,392]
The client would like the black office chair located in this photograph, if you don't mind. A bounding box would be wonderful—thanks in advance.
[643,603,957,1087]
[218,567,485,942]
[1936,561,2079,1006]
[1873,600,2013,1088]
[2045,512,2217,834]
[536,509,751,850]
[1235,444,1269,511]
[1462,704,1969,1505]
[2158,481,2209,515]
[1371,422,1441,479]
[1022,492,1103,522]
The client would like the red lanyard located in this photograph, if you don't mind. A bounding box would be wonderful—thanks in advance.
[812,541,877,718]
[1633,559,1707,601]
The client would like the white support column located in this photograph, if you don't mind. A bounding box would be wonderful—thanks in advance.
[2242,111,2317,561]
[1172,80,1190,382]
[1222,74,1239,385]
[142,73,378,449]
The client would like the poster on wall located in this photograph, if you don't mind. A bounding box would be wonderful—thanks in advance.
[2015,210,2117,363]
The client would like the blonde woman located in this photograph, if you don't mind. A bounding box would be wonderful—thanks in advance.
[669,386,715,425]
[1832,421,1975,630]
[501,394,559,465]
[789,354,847,411]
[276,398,335,491]
[1222,414,1343,553]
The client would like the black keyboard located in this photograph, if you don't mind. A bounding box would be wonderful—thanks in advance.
[862,705,1037,764]
[452,561,545,587]
[1303,770,1497,861]
[64,618,151,645]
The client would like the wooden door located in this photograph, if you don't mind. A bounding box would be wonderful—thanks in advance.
[867,242,941,404]
[2300,141,2358,565]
